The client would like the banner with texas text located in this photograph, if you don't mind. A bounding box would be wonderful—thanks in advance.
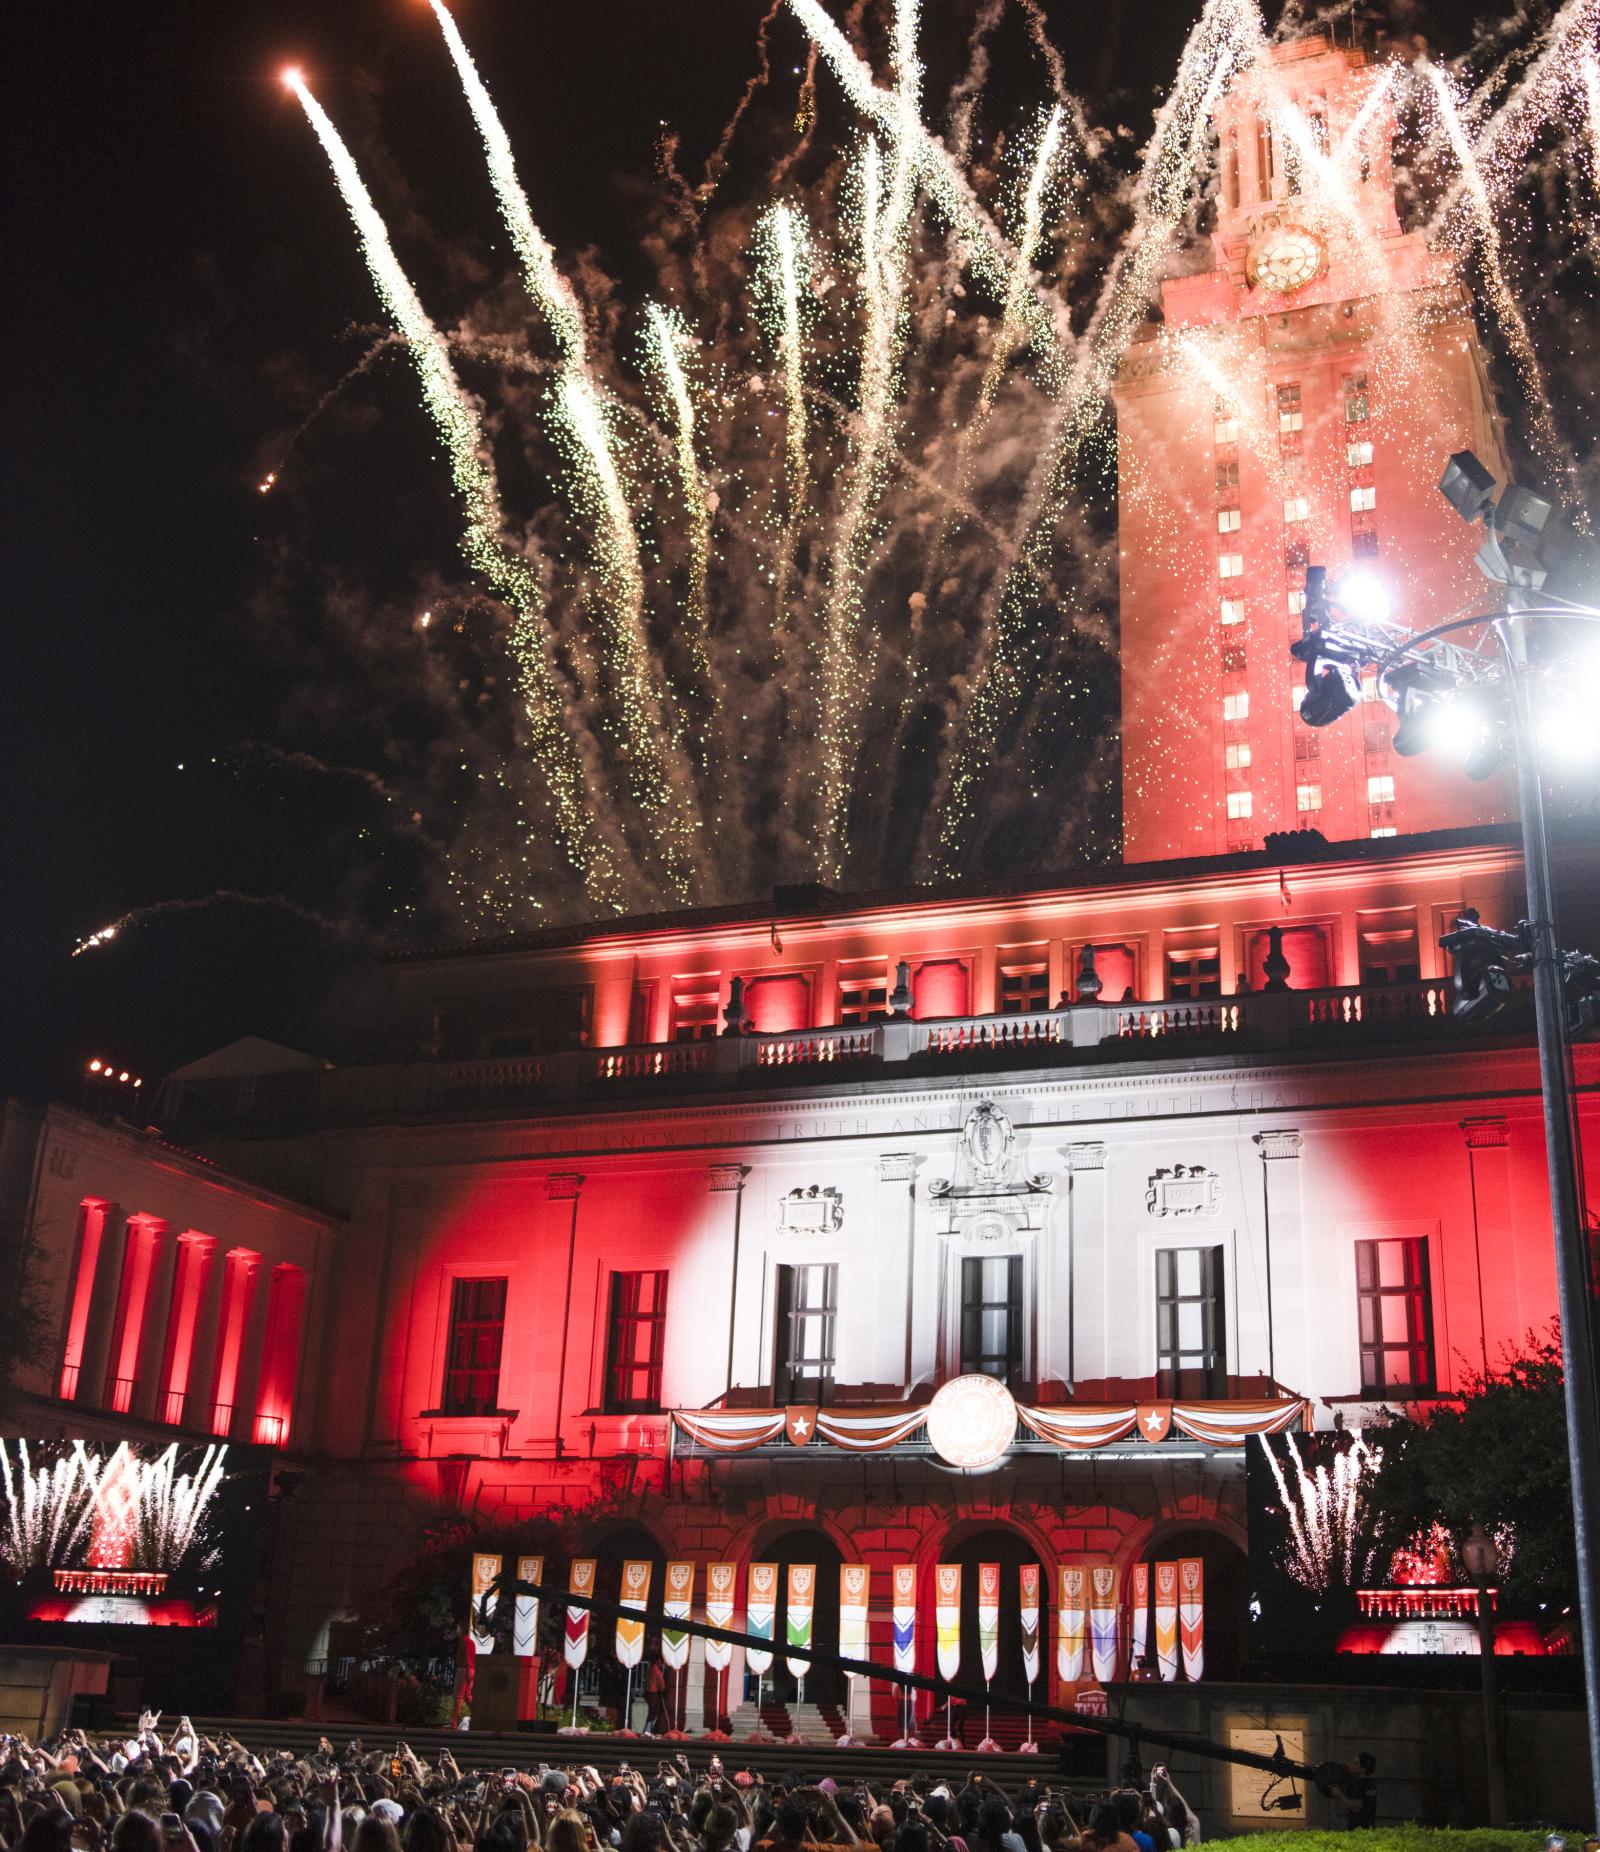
[1089,1563,1119,1682]
[1154,1561,1179,1682]
[565,1559,596,1669]
[470,1552,501,1656]
[662,1561,693,1671]
[1179,1557,1204,1681]
[1130,1561,1149,1672]
[513,1555,542,1659]
[1020,1564,1040,1686]
[786,1563,816,1676]
[935,1563,961,1681]
[704,1562,736,1673]
[1057,1565,1086,1684]
[893,1564,917,1674]
[745,1563,777,1677]
[839,1564,870,1675]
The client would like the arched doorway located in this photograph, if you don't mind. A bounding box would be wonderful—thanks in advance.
[946,1526,1049,1707]
[750,1525,846,1707]
[577,1521,667,1721]
[1133,1526,1249,1679]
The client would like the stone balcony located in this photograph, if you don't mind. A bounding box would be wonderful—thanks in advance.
[152,977,1531,1140]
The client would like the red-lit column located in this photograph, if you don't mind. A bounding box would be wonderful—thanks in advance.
[56,1199,113,1401]
[208,1250,262,1439]
[101,1215,165,1414]
[132,1221,178,1421]
[233,1251,275,1443]
[184,1235,230,1433]
[253,1263,307,1447]
[155,1233,216,1427]
[75,1209,128,1415]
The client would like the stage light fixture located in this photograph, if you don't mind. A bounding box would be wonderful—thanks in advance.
[1391,691,1432,757]
[1493,483,1554,550]
[1464,733,1503,781]
[1299,663,1357,727]
[1439,450,1497,523]
[1331,570,1391,624]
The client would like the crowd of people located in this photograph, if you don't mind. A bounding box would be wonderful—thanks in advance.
[0,1717,1209,1852]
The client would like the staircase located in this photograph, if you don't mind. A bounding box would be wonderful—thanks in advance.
[728,1699,849,1742]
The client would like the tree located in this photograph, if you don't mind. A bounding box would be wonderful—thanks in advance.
[1366,1328,1575,1610]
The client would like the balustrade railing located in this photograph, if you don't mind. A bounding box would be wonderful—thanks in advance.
[159,979,1528,1136]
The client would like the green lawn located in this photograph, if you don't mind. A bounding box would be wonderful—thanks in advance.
[1195,1832,1562,1852]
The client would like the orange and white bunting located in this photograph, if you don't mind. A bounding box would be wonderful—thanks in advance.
[1153,1561,1179,1681]
[1179,1558,1204,1681]
[1057,1565,1086,1683]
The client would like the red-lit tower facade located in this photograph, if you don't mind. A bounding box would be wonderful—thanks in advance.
[1116,35,1512,862]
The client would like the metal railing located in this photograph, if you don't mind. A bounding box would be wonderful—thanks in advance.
[156,979,1530,1137]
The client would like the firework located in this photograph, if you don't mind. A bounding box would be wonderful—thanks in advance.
[1258,1430,1385,1594]
[0,1443,94,1575]
[286,72,631,913]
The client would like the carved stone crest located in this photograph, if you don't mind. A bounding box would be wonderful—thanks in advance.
[1145,1164,1221,1218]
[928,1100,1052,1242]
[777,1184,843,1234]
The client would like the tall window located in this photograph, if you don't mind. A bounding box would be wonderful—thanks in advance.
[606,1270,668,1411]
[1276,382,1303,434]
[1167,948,1221,999]
[998,963,1049,1013]
[1157,1247,1226,1397]
[1344,372,1370,423]
[442,1277,507,1416]
[1359,923,1421,987]
[1356,1238,1433,1395]
[774,1263,837,1404]
[960,1255,1022,1382]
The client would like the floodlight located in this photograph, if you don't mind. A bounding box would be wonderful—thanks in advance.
[1331,570,1392,624]
[1439,450,1497,523]
[1391,691,1432,756]
[1494,483,1554,550]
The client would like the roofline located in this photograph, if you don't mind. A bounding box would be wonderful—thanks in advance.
[384,822,1530,967]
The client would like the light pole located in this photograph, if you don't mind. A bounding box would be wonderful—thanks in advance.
[1288,454,1600,1827]
[1462,1523,1507,1827]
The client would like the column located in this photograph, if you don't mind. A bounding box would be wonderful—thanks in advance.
[1461,1117,1513,1372]
[132,1221,177,1422]
[57,1199,113,1401]
[76,1209,128,1413]
[1063,1144,1106,1391]
[548,1173,585,1454]
[708,1165,750,1396]
[185,1234,230,1432]
[876,1155,920,1391]
[1252,1131,1304,1391]
[232,1252,275,1440]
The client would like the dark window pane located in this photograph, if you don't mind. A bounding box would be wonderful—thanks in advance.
[606,1270,668,1411]
[442,1277,507,1416]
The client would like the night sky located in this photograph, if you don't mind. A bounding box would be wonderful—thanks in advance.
[3,2,1587,1100]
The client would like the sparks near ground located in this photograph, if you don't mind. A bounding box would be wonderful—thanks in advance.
[267,0,1599,929]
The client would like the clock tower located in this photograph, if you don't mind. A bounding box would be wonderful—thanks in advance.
[1114,35,1511,863]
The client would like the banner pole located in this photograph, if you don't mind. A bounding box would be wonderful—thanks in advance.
[985,1678,991,1745]
[624,1666,633,1734]
[1026,1677,1034,1747]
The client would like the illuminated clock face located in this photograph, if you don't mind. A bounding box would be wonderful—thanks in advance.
[1248,225,1325,294]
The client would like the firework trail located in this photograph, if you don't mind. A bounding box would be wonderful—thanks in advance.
[642,303,714,687]
[286,73,631,912]
[73,888,362,958]
[0,1443,95,1574]
[978,105,1068,419]
[1423,61,1584,522]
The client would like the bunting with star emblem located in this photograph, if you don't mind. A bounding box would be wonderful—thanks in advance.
[1129,1562,1150,1672]
[1020,1564,1040,1685]
[978,1563,1000,1682]
[565,1559,596,1669]
[1057,1566,1086,1683]
[935,1563,962,1681]
[785,1406,817,1445]
[1179,1558,1204,1681]
[704,1562,736,1673]
[745,1563,777,1676]
[839,1564,870,1672]
[470,1552,501,1655]
[1154,1561,1179,1681]
[786,1563,816,1675]
[1089,1563,1119,1682]
[661,1561,693,1671]
[513,1555,542,1659]
[615,1560,651,1668]
[892,1564,917,1673]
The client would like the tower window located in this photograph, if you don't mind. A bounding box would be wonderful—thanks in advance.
[1219,552,1244,580]
[1284,496,1310,523]
[1220,640,1246,673]
[1350,484,1377,513]
[1344,373,1370,422]
[1347,440,1374,467]
[1216,459,1239,490]
[1370,826,1398,838]
[1287,588,1307,615]
[1225,742,1252,770]
[1276,383,1303,433]
[1296,783,1322,812]
[1352,530,1380,559]
[1223,691,1250,722]
[1367,774,1395,804]
[1285,538,1310,571]
[1294,732,1320,761]
[1214,414,1239,447]
[1220,597,1246,625]
[1217,507,1241,534]
[1226,790,1253,819]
